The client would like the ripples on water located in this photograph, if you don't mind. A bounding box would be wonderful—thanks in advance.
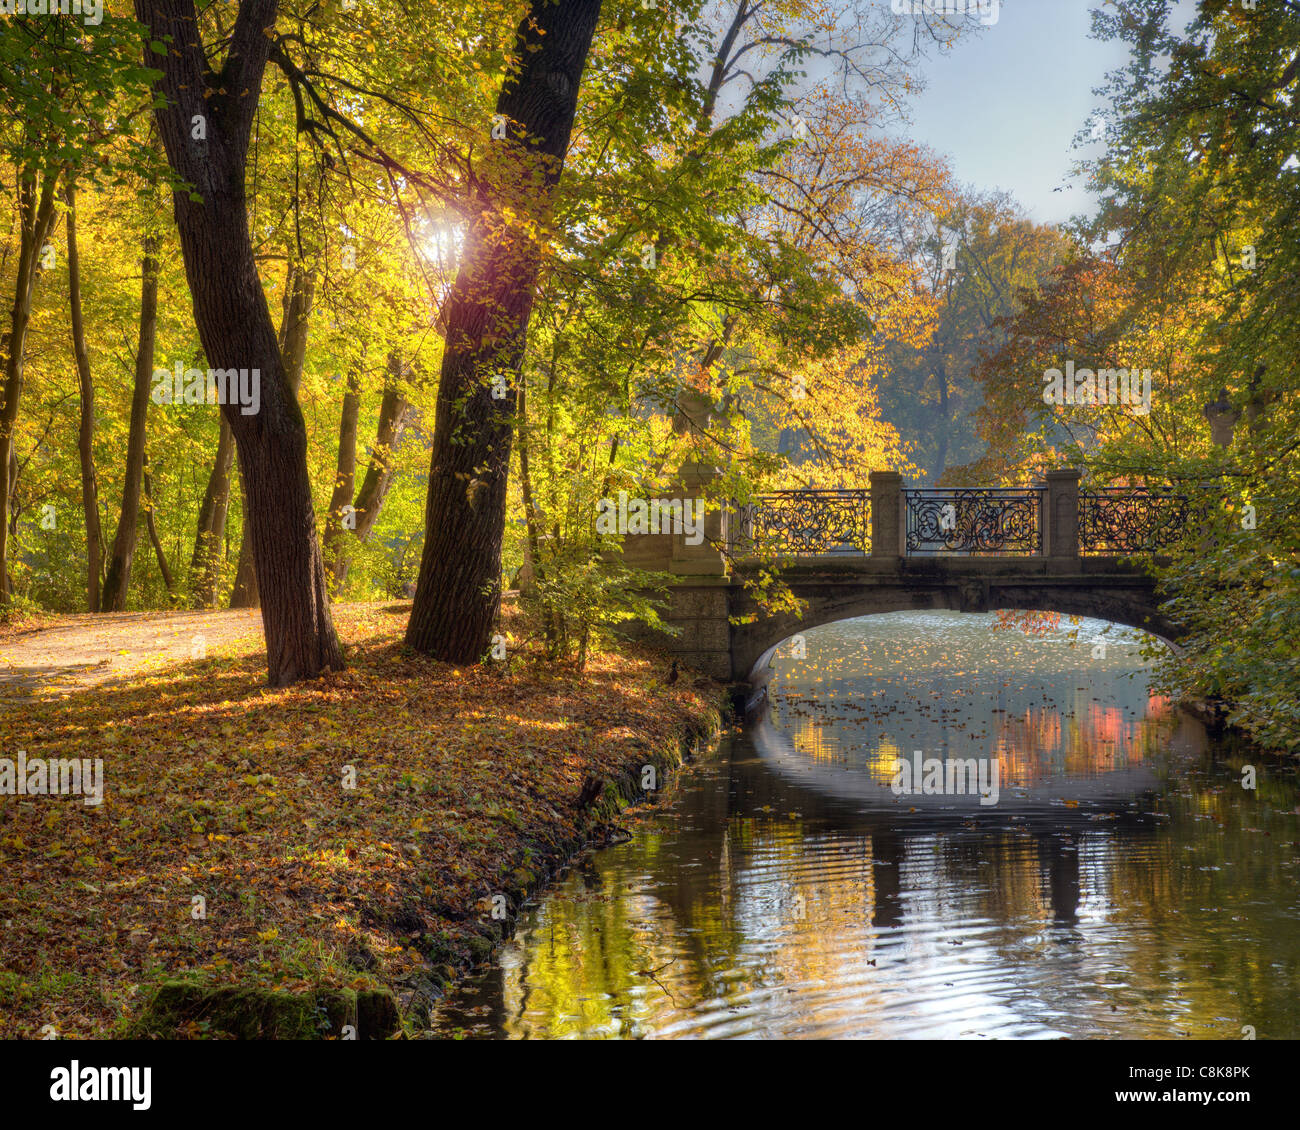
[430,611,1300,1039]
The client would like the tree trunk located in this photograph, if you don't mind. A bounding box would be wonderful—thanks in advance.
[0,168,60,600]
[189,414,235,607]
[352,354,411,542]
[934,361,949,481]
[278,261,314,394]
[329,353,411,590]
[323,366,361,592]
[101,233,160,612]
[405,0,602,662]
[135,0,341,684]
[143,453,175,596]
[228,500,259,607]
[230,260,313,609]
[517,370,542,600]
[67,182,103,612]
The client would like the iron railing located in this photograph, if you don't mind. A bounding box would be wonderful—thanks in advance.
[736,489,871,556]
[729,480,1190,559]
[904,487,1043,556]
[1079,486,1190,554]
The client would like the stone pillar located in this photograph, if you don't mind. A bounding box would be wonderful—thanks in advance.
[620,379,729,667]
[662,380,728,575]
[667,461,727,576]
[870,471,903,558]
[1045,469,1081,559]
[665,582,732,680]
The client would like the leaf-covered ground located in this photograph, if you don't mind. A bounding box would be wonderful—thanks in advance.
[0,601,722,1038]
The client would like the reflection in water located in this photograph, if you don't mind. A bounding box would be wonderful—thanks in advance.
[430,612,1300,1039]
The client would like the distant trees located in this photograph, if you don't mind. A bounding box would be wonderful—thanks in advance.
[969,0,1300,752]
[0,15,153,602]
[875,191,1072,484]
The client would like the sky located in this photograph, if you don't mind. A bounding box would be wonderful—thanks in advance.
[890,0,1142,227]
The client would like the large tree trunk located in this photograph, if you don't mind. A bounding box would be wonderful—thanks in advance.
[67,182,103,612]
[0,168,60,600]
[136,0,341,684]
[405,0,602,661]
[323,366,361,592]
[230,260,313,609]
[101,233,160,611]
[189,414,235,607]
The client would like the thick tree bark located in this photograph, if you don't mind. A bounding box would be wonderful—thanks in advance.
[323,367,361,591]
[135,0,341,683]
[66,182,103,612]
[230,260,312,609]
[405,0,602,661]
[0,169,60,600]
[101,234,160,612]
[189,414,235,607]
[143,454,175,596]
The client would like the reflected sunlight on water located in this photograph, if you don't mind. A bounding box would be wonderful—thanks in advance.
[430,612,1300,1040]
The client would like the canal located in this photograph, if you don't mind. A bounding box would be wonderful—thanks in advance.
[430,611,1300,1039]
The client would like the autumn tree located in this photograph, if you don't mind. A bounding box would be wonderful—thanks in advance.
[876,190,1073,483]
[404,0,604,663]
[133,0,342,683]
[0,16,152,601]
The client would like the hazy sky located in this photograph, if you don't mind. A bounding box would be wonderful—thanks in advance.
[891,0,1140,227]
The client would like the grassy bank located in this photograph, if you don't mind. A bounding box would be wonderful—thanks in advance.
[0,601,724,1038]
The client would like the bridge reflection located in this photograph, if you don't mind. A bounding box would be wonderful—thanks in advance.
[429,609,1298,1041]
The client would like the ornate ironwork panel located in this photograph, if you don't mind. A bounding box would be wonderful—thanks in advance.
[738,490,871,556]
[905,488,1042,555]
[1079,487,1189,553]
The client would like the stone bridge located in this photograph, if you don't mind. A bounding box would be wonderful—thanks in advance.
[624,468,1189,705]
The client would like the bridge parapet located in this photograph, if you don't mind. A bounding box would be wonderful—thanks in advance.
[727,469,1186,564]
[619,468,1186,687]
[904,483,1045,555]
[1079,485,1193,554]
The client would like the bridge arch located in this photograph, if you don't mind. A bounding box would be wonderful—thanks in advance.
[621,472,1190,696]
[741,593,1180,694]
[729,562,1179,691]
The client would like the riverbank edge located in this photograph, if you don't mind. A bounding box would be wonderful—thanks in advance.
[1177,697,1297,761]
[413,692,729,1036]
[130,676,729,1040]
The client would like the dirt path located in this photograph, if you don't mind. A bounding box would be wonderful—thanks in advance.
[0,608,267,701]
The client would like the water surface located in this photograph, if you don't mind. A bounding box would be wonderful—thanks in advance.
[430,612,1300,1039]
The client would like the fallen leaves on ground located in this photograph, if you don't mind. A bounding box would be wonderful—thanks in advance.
[0,600,720,1037]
